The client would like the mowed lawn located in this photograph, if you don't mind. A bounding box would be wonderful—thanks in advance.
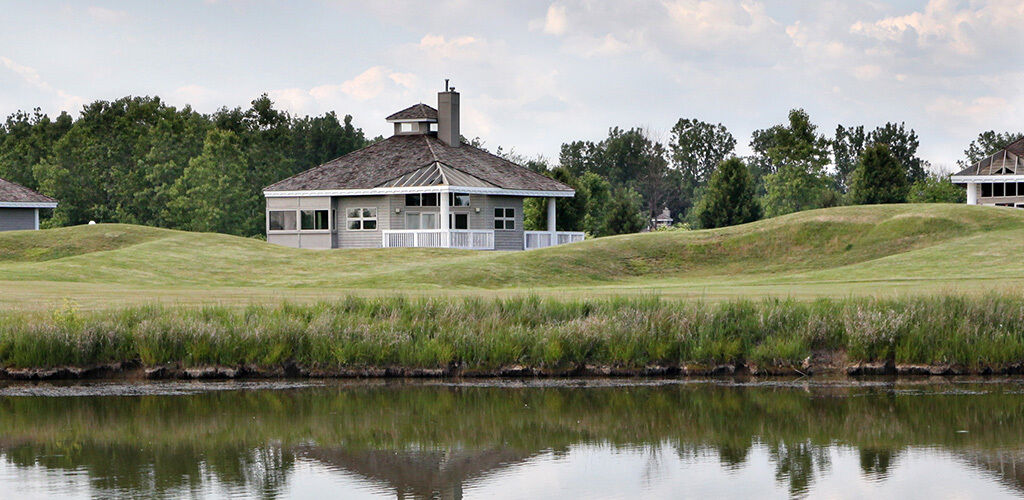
[1,203,1023,311]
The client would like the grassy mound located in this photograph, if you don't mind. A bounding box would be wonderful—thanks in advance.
[0,204,1021,308]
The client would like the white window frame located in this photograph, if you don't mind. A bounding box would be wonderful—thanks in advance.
[449,193,470,207]
[346,207,378,231]
[449,212,469,230]
[300,209,331,231]
[268,210,297,232]
[494,207,515,230]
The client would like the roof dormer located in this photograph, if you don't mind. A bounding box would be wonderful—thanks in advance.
[386,103,438,136]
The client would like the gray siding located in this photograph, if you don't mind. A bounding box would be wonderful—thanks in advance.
[0,208,36,232]
[336,195,388,248]
[486,196,524,251]
[266,196,333,249]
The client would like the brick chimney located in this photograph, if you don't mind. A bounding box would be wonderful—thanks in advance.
[438,80,460,147]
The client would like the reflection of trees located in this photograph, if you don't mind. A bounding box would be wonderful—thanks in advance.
[1,381,1024,497]
[0,442,294,499]
[959,450,1024,495]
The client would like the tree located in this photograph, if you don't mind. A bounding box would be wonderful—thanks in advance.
[0,109,72,190]
[757,109,833,217]
[694,158,761,229]
[867,122,925,183]
[960,131,1024,168]
[604,188,646,235]
[669,118,736,187]
[164,129,254,235]
[907,172,966,203]
[832,124,866,192]
[849,144,908,205]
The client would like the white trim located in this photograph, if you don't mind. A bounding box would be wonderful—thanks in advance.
[34,208,39,230]
[951,175,1024,183]
[0,201,58,208]
[264,186,575,198]
[386,118,438,123]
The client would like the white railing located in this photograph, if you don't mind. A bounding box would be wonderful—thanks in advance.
[382,230,495,250]
[524,231,586,250]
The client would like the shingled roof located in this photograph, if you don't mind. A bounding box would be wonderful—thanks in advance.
[954,137,1024,176]
[0,177,57,205]
[264,134,573,193]
[386,104,438,122]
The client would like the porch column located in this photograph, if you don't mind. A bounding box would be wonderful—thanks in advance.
[547,197,557,245]
[440,188,450,247]
[966,182,978,205]
[33,208,39,230]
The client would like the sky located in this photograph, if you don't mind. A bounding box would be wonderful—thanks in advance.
[1,0,1022,170]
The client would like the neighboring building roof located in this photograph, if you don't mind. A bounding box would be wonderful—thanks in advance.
[653,208,671,221]
[0,177,57,207]
[264,134,573,194]
[953,137,1024,177]
[386,104,438,122]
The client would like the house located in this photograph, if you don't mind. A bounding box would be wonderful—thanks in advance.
[0,177,57,231]
[650,208,673,230]
[951,137,1024,207]
[262,84,583,250]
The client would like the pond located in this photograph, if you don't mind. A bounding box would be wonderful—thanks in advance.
[1,378,1023,499]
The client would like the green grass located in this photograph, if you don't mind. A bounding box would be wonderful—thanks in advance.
[1,203,1023,309]
[3,294,1024,371]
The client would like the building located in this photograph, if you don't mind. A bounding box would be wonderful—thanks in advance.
[951,137,1024,207]
[263,84,583,250]
[0,177,57,231]
[650,208,673,230]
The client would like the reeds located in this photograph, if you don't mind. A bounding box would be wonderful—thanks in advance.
[1,294,1022,370]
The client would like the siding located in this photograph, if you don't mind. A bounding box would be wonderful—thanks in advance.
[266,196,333,249]
[336,195,388,248]
[486,195,524,251]
[0,208,35,232]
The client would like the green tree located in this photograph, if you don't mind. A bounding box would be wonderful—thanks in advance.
[849,144,908,205]
[867,122,925,183]
[668,118,736,218]
[603,187,647,235]
[757,110,833,217]
[832,124,866,192]
[164,129,254,235]
[694,158,761,229]
[959,131,1024,168]
[907,172,966,203]
[0,109,72,190]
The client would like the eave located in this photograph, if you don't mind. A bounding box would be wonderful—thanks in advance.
[0,201,58,208]
[263,186,575,198]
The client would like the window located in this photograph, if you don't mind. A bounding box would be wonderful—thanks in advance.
[405,193,439,207]
[268,211,297,231]
[450,193,470,207]
[995,183,1005,197]
[1008,183,1018,197]
[494,207,515,230]
[347,207,377,230]
[301,210,330,230]
[405,212,437,229]
[982,184,992,197]
[450,213,469,230]
[400,123,414,132]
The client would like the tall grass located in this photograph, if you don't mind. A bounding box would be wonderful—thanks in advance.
[1,294,1024,371]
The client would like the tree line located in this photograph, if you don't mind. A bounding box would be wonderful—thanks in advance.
[1,95,1020,237]
[519,109,1021,233]
[0,95,372,236]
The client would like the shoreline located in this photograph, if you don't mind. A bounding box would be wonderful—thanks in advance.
[3,359,1023,381]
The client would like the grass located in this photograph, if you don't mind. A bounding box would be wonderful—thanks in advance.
[3,294,1024,371]
[0,203,1023,310]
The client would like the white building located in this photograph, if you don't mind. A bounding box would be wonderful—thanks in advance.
[951,138,1024,207]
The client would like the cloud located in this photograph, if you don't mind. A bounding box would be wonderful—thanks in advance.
[0,56,84,112]
[87,6,129,24]
[538,4,568,35]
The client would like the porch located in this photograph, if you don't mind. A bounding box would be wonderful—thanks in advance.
[381,229,586,250]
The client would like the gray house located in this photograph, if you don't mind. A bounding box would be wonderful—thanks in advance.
[952,137,1024,207]
[0,177,57,231]
[263,85,582,250]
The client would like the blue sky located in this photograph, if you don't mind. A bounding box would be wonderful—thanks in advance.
[1,1,1021,169]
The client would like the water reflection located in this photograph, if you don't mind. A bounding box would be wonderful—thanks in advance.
[0,379,1022,498]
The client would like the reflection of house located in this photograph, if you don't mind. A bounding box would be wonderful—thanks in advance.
[959,450,1024,495]
[951,138,1024,207]
[0,177,57,231]
[297,447,537,500]
[263,83,583,250]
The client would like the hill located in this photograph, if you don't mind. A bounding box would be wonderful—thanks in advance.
[1,203,1022,309]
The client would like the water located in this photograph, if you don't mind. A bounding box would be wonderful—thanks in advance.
[1,378,1024,499]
